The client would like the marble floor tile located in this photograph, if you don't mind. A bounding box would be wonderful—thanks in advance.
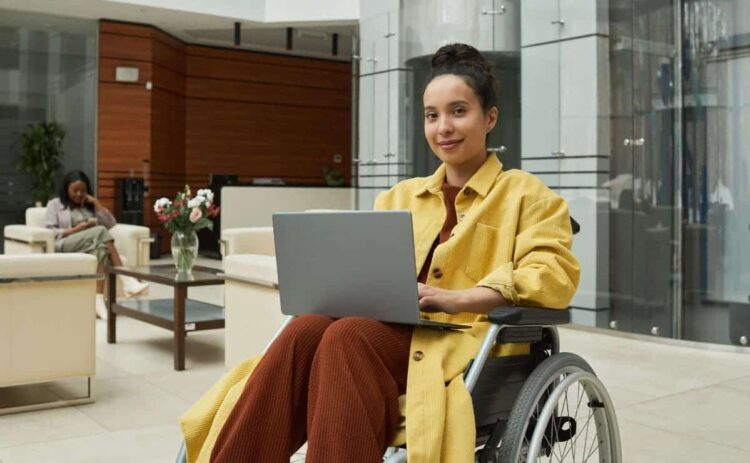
[0,406,106,449]
[559,326,750,399]
[618,417,750,463]
[73,377,191,432]
[618,383,750,451]
[720,374,750,393]
[0,424,181,463]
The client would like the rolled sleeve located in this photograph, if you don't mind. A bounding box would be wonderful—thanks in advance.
[478,195,580,309]
[96,208,117,228]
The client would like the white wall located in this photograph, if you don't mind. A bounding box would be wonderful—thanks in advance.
[108,0,266,21]
[359,0,398,20]
[111,0,358,23]
[265,0,358,23]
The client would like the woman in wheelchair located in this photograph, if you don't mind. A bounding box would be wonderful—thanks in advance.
[181,43,581,463]
[45,170,148,318]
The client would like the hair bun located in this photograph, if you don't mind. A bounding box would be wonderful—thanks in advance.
[431,43,491,75]
[428,43,497,111]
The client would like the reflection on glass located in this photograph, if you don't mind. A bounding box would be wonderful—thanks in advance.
[0,9,97,252]
[682,0,750,346]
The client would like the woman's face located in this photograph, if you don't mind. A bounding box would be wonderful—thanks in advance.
[423,74,497,171]
[67,180,88,206]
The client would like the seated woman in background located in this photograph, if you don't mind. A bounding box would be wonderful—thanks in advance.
[181,43,580,463]
[45,170,148,318]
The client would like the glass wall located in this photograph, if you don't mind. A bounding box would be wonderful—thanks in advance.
[680,0,750,345]
[401,0,522,178]
[356,0,749,347]
[0,10,97,252]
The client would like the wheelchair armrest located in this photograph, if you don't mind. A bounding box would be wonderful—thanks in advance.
[489,306,570,326]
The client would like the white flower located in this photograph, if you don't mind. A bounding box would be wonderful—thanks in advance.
[153,197,172,213]
[187,196,206,208]
[197,189,214,204]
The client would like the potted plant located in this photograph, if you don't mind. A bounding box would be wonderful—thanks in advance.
[16,122,65,206]
[153,185,220,275]
[323,165,345,186]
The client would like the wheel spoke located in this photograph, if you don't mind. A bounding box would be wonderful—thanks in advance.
[504,355,617,463]
[584,439,600,462]
[581,405,593,461]
[560,403,597,461]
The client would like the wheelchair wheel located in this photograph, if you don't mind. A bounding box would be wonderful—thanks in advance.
[497,353,621,463]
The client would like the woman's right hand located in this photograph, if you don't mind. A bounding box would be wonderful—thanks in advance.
[67,219,96,236]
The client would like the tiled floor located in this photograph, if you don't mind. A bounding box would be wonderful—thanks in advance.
[1,257,750,462]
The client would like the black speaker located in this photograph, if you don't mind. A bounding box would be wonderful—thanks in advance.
[198,174,239,258]
[115,178,145,225]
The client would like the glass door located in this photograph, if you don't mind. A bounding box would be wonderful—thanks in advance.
[681,0,750,346]
[609,0,679,337]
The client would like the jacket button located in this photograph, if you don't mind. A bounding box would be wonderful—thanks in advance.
[432,268,443,279]
[463,188,472,196]
[413,351,424,361]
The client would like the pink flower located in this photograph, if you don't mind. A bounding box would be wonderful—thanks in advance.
[189,207,202,223]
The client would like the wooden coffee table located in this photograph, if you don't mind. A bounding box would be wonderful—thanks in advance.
[107,265,225,371]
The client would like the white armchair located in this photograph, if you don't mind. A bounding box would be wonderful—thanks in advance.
[220,226,275,258]
[0,253,97,414]
[4,207,151,267]
[220,209,351,369]
[222,226,284,369]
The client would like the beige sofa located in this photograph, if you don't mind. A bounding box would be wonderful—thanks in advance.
[219,187,352,369]
[0,253,98,414]
[222,227,285,369]
[4,207,151,267]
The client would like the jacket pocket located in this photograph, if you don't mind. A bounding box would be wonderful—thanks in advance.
[466,222,509,282]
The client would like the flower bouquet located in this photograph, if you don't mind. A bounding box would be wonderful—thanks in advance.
[153,185,220,274]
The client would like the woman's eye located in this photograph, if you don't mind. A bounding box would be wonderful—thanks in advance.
[425,113,437,121]
[453,107,466,116]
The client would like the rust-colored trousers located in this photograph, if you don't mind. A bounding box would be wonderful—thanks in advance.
[210,314,413,463]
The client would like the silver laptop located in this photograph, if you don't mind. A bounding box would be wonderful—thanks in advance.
[272,211,468,330]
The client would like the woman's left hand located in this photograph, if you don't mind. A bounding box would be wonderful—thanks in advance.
[418,283,508,315]
[85,194,103,209]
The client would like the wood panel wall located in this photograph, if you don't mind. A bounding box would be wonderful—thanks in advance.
[97,20,352,249]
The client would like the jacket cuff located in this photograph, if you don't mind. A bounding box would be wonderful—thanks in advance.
[476,261,519,305]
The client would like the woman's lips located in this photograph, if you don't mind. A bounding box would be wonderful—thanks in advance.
[438,139,463,151]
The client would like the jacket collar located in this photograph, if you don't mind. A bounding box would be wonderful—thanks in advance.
[416,154,503,198]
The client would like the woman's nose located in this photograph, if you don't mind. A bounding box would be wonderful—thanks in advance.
[437,116,453,135]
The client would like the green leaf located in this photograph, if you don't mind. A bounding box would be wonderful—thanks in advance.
[15,121,65,203]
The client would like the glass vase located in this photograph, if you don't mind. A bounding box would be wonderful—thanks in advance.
[171,230,199,275]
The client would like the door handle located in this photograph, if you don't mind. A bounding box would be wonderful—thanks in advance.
[482,5,507,15]
[551,19,566,26]
[633,138,645,146]
[623,138,632,146]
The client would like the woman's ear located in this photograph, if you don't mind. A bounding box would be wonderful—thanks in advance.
[486,106,499,133]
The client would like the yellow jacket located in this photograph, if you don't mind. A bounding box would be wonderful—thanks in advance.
[180,154,579,462]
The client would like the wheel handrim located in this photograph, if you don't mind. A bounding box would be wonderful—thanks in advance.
[515,368,621,463]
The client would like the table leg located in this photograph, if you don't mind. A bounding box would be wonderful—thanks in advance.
[174,285,187,371]
[107,271,117,343]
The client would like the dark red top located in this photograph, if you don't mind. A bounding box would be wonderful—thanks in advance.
[417,183,462,284]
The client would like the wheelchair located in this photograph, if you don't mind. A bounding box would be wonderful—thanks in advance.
[176,306,621,463]
[176,216,619,462]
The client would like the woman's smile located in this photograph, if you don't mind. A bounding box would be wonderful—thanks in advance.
[437,138,463,151]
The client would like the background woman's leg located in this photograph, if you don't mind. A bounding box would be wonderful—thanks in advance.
[211,314,335,463]
[306,318,412,463]
[104,240,122,267]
